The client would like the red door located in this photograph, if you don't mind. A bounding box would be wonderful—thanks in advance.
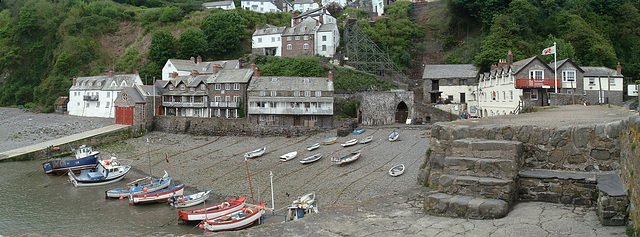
[116,106,134,125]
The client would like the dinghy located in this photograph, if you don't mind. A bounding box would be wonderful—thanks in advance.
[170,190,211,208]
[177,197,247,223]
[353,128,366,134]
[331,150,361,165]
[389,164,405,177]
[306,143,320,151]
[129,183,184,205]
[280,151,298,162]
[244,147,266,159]
[321,137,337,145]
[388,131,399,142]
[359,135,373,144]
[202,203,266,232]
[341,139,358,147]
[299,153,322,164]
[105,171,171,198]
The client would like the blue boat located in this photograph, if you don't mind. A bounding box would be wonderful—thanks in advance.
[43,145,99,175]
[68,157,131,187]
[105,171,172,199]
[389,131,399,142]
[353,128,366,134]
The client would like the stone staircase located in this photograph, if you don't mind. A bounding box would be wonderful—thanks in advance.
[424,139,523,219]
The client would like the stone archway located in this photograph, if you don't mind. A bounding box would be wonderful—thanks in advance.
[395,101,409,123]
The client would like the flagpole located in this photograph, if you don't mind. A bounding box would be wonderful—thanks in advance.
[554,42,558,94]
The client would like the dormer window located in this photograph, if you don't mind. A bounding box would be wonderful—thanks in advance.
[305,91,310,97]
[304,78,310,83]
[121,81,127,87]
[82,82,86,86]
[88,82,93,86]
[225,84,230,90]
[180,84,185,91]
[272,78,277,82]
[260,91,265,96]
[234,83,240,90]
[190,87,195,92]
[97,81,102,86]
[215,84,221,90]
[111,81,116,87]
[201,84,206,90]
[169,84,174,91]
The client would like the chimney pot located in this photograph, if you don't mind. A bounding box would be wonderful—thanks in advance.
[197,56,202,63]
[617,62,622,75]
[190,56,195,63]
[254,67,261,77]
[507,50,513,65]
[109,70,114,77]
[191,70,199,76]
[328,71,333,81]
[213,64,223,74]
[73,77,77,86]
[238,58,244,69]
[172,72,178,78]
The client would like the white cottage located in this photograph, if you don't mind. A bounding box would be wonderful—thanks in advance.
[241,0,290,13]
[202,1,236,10]
[292,0,319,13]
[252,25,287,56]
[68,70,143,118]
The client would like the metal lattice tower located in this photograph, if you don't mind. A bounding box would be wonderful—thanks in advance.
[343,18,409,89]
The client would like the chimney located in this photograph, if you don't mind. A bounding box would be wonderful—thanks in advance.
[213,64,223,74]
[254,67,261,77]
[190,56,195,63]
[617,62,622,75]
[507,50,513,65]
[328,71,333,81]
[135,70,139,75]
[497,59,506,69]
[251,62,256,70]
[108,70,114,77]
[191,70,199,76]
[172,72,178,78]
[319,15,323,25]
[197,56,202,63]
[73,77,77,86]
[491,64,498,71]
[238,58,244,69]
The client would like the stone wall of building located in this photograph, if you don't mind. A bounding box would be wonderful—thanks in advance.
[356,91,414,126]
[550,93,587,106]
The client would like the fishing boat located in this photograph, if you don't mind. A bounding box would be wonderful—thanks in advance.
[299,153,322,164]
[68,157,130,187]
[359,135,373,144]
[128,183,184,205]
[170,190,211,208]
[306,143,320,151]
[341,139,358,147]
[331,150,361,165]
[279,151,298,162]
[43,145,99,175]
[244,147,266,159]
[389,164,405,177]
[202,203,266,232]
[177,197,247,223]
[353,128,366,134]
[389,131,399,142]
[105,171,171,199]
[321,137,337,145]
[286,192,318,221]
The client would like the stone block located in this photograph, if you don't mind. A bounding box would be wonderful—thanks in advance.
[479,198,509,219]
[590,149,611,160]
[448,195,473,217]
[424,193,452,214]
[573,125,593,148]
[605,121,621,139]
[466,197,485,219]
[550,126,571,147]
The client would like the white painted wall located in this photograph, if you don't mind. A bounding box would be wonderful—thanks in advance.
[477,74,523,117]
[68,90,120,118]
[372,0,384,16]
[252,33,282,56]
[583,77,623,92]
[321,0,347,7]
[242,0,281,13]
[293,2,320,12]
[162,61,191,81]
[315,28,339,57]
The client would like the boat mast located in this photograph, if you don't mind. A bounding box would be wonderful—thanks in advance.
[270,171,274,213]
[245,157,255,204]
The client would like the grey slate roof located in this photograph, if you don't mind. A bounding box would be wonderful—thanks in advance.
[582,66,621,77]
[209,69,254,83]
[282,18,317,36]
[294,0,315,4]
[422,64,478,79]
[123,87,146,103]
[253,24,287,36]
[548,58,585,72]
[202,1,235,8]
[71,74,141,91]
[248,76,333,92]
[137,85,161,97]
[168,59,214,74]
[168,75,212,88]
[210,59,240,69]
[317,23,336,32]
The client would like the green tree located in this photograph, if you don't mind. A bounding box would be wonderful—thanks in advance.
[178,28,207,59]
[116,47,144,73]
[148,30,176,65]
[200,11,248,57]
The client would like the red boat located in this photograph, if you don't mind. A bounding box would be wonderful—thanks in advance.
[202,203,266,232]
[177,196,247,224]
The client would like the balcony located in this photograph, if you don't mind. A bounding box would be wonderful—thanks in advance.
[83,95,99,101]
[515,78,561,89]
[210,101,238,108]
[162,101,207,108]
[248,106,333,115]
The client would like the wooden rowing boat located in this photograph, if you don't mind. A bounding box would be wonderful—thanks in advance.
[359,135,373,144]
[321,137,337,145]
[105,170,171,198]
[341,139,358,147]
[299,153,322,164]
[129,183,184,205]
[306,143,320,151]
[202,203,266,232]
[244,147,266,159]
[388,131,399,142]
[353,128,366,134]
[280,151,298,162]
[389,164,405,177]
[331,150,361,165]
[177,197,247,223]
[170,190,211,208]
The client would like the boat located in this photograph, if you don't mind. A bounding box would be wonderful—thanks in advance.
[321,137,337,145]
[279,151,298,162]
[359,135,373,144]
[105,171,171,199]
[286,192,318,221]
[68,157,130,187]
[177,197,247,223]
[306,143,320,151]
[389,164,405,177]
[341,139,358,147]
[244,147,266,159]
[389,131,399,142]
[202,203,266,232]
[129,183,184,205]
[43,145,99,175]
[299,153,322,164]
[331,150,361,165]
[353,128,366,134]
[170,190,212,208]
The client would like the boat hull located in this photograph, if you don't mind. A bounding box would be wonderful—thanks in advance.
[300,153,322,164]
[244,147,266,159]
[360,136,373,144]
[178,197,247,223]
[204,209,265,232]
[105,175,172,198]
[389,132,399,142]
[68,166,131,187]
[170,190,211,208]
[389,164,405,176]
[321,137,337,145]
[341,139,358,147]
[332,151,361,165]
[43,155,99,175]
[129,184,185,205]
[306,143,320,151]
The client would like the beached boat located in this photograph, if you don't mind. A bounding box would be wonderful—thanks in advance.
[68,157,130,187]
[353,128,366,134]
[299,153,322,164]
[331,150,361,165]
[202,203,266,232]
[389,164,405,177]
[287,192,318,221]
[244,147,266,159]
[359,135,373,144]
[306,143,320,151]
[389,131,399,142]
[177,197,247,223]
[43,145,99,175]
[170,190,211,208]
[341,139,358,147]
[105,171,171,199]
[128,183,184,205]
[321,137,337,145]
[279,151,298,162]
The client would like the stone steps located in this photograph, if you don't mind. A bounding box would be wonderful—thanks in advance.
[424,193,509,219]
[438,174,515,201]
[443,156,517,179]
[448,139,523,160]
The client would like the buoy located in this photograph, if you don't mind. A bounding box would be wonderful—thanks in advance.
[167,198,172,202]
[143,187,148,192]
[119,196,124,200]
[199,224,204,229]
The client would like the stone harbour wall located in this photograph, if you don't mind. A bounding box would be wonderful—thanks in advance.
[153,116,331,137]
[619,116,640,230]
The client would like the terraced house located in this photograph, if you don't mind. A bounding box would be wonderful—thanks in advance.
[68,70,143,118]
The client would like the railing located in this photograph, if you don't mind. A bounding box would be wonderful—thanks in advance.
[210,101,238,108]
[83,95,99,101]
[248,107,333,115]
[162,101,207,107]
[515,78,561,88]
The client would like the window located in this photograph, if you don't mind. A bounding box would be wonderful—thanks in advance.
[315,91,321,97]
[510,90,513,101]
[447,95,454,101]
[123,93,128,100]
[225,95,230,102]
[304,78,310,83]
[107,92,111,98]
[106,102,110,108]
[303,35,308,40]
[305,91,311,97]
[589,78,595,85]
[302,43,309,49]
[271,37,275,42]
[287,44,292,50]
[287,36,292,41]
[271,91,276,97]
[447,79,453,85]
[258,38,262,43]
[295,36,300,40]
[562,70,576,82]
[260,91,265,96]
[88,82,92,86]
[96,101,100,108]
[234,95,239,102]
[529,70,544,79]
[224,84,230,90]
[530,90,538,100]
[180,84,185,91]
[502,91,506,101]
[201,84,206,90]
[214,96,221,102]
[190,87,195,92]
[294,91,300,97]
[322,35,327,41]
[234,83,240,90]
[610,78,616,86]
[271,77,277,82]
[460,79,467,85]
[215,84,221,90]
[322,45,326,51]
[169,85,174,91]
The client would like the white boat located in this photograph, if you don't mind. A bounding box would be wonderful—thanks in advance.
[359,136,373,144]
[331,150,361,165]
[389,164,405,177]
[299,153,322,164]
[389,131,399,142]
[244,147,266,159]
[203,203,266,232]
[341,139,358,147]
[279,151,298,162]
[170,190,211,208]
[287,192,318,221]
[68,157,130,187]
[306,143,320,151]
[177,197,247,223]
[105,171,171,198]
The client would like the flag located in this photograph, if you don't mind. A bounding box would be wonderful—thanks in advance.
[542,45,556,55]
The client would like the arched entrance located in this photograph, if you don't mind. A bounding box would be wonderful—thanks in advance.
[395,101,408,123]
